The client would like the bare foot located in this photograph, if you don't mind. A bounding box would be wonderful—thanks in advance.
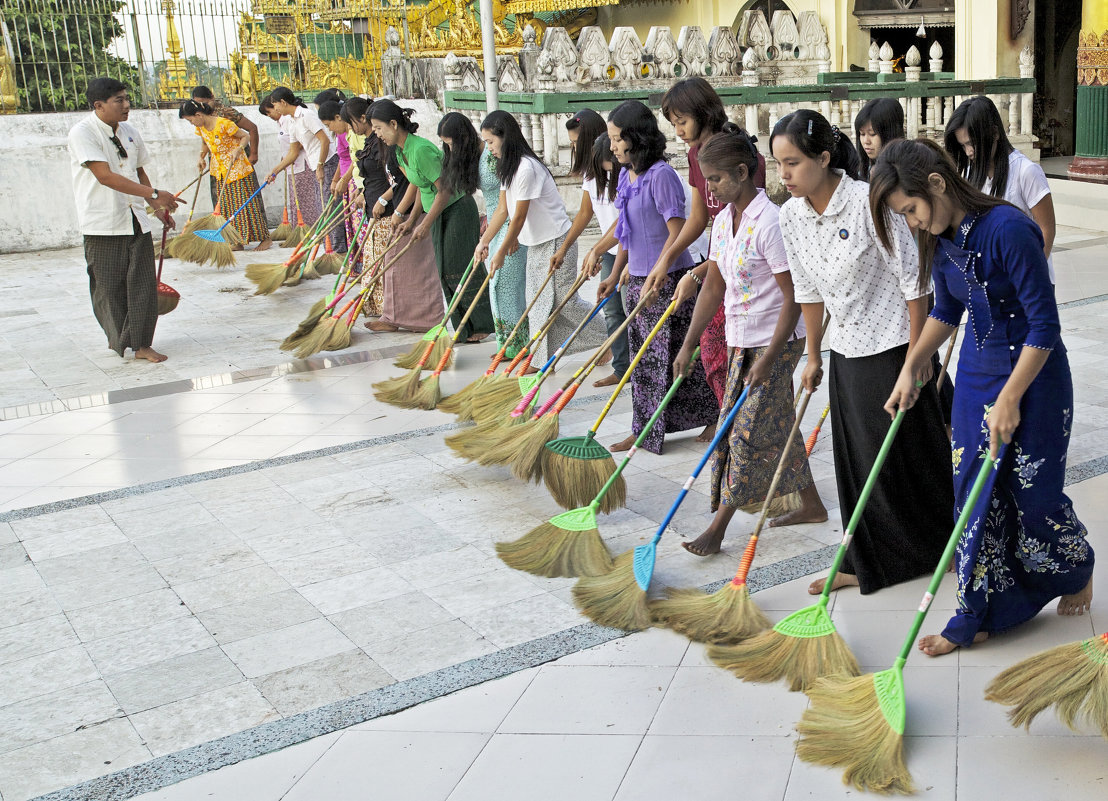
[609,434,636,453]
[231,244,244,251]
[769,488,828,528]
[682,528,724,556]
[366,321,399,332]
[1058,576,1093,616]
[134,346,167,363]
[254,239,273,252]
[918,631,988,656]
[593,372,621,388]
[807,573,859,595]
[696,423,716,443]
[466,332,490,343]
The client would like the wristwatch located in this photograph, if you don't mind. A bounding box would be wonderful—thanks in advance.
[150,189,160,201]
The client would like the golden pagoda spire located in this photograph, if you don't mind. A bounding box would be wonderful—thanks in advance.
[159,0,190,100]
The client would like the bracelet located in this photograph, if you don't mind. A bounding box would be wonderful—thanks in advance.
[690,272,703,286]
[377,196,389,207]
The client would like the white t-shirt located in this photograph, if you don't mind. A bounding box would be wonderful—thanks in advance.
[983,150,1054,282]
[684,183,710,263]
[583,176,619,256]
[68,114,155,236]
[277,115,310,172]
[285,105,332,169]
[503,156,571,247]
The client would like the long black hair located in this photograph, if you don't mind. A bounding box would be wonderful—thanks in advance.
[944,96,1013,197]
[587,132,623,202]
[480,109,543,187]
[660,76,727,141]
[317,100,343,122]
[697,122,760,183]
[313,88,345,106]
[869,138,1009,290]
[566,109,606,177]
[190,85,215,100]
[269,86,306,108]
[607,100,667,174]
[178,98,214,118]
[769,109,860,180]
[341,96,387,169]
[438,111,481,196]
[368,98,418,133]
[855,97,905,180]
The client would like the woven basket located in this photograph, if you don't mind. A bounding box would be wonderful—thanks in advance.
[157,282,180,315]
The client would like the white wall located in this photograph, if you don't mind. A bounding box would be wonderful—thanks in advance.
[0,100,444,255]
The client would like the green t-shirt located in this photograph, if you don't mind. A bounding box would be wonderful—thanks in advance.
[396,133,461,212]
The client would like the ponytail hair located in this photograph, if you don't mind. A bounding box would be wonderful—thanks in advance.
[269,86,306,108]
[869,137,1009,291]
[368,98,418,133]
[317,100,343,122]
[770,109,860,180]
[178,98,214,118]
[697,122,759,183]
[340,96,371,126]
[587,132,623,202]
[438,111,481,196]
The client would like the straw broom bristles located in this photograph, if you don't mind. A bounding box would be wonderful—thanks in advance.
[985,633,1108,737]
[293,316,339,360]
[283,224,305,249]
[395,334,450,371]
[572,551,653,631]
[314,251,343,275]
[373,367,424,407]
[708,624,861,692]
[246,263,289,296]
[410,373,444,410]
[651,581,771,645]
[281,298,328,351]
[542,452,623,513]
[437,375,485,418]
[796,672,913,795]
[496,521,613,578]
[444,414,523,461]
[470,375,528,422]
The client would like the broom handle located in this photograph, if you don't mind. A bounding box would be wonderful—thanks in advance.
[588,347,702,509]
[173,169,209,199]
[895,449,996,666]
[213,170,230,215]
[332,236,415,313]
[584,299,678,432]
[816,398,918,607]
[429,270,496,375]
[290,167,305,226]
[504,269,592,376]
[426,256,480,340]
[484,269,556,377]
[647,384,753,547]
[732,389,814,587]
[214,179,269,233]
[936,326,958,388]
[805,404,830,457]
[328,216,375,297]
[157,224,169,282]
[795,313,832,410]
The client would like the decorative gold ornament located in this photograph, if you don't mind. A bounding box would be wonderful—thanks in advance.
[1078,29,1108,86]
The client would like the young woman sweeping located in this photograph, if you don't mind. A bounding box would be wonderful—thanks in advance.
[319,99,359,253]
[594,99,718,455]
[191,85,260,201]
[179,99,271,251]
[854,97,904,182]
[673,124,828,557]
[876,138,1094,655]
[371,99,493,342]
[265,87,346,254]
[343,97,442,333]
[555,110,629,387]
[775,109,953,596]
[945,95,1057,282]
[478,127,529,358]
[259,96,306,238]
[474,110,605,363]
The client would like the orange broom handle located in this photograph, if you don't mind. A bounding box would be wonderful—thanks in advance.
[483,269,556,377]
[429,270,495,377]
[805,404,830,457]
[731,389,814,587]
[505,268,592,377]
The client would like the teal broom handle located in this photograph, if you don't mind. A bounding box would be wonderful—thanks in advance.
[216,179,270,233]
[589,346,701,508]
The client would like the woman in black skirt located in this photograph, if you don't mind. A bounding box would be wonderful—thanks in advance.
[774,109,953,595]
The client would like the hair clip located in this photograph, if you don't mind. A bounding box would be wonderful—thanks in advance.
[807,119,813,136]
[830,124,842,143]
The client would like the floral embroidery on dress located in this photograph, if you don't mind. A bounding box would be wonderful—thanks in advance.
[1012,443,1045,489]
[1062,408,1072,438]
[951,445,964,475]
[729,224,757,312]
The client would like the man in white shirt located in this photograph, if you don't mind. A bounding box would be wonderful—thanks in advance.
[68,78,180,363]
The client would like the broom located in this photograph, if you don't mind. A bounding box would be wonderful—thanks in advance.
[182,175,268,268]
[282,169,308,249]
[571,382,753,631]
[285,199,346,285]
[160,169,208,258]
[295,236,414,359]
[247,200,346,294]
[406,269,496,410]
[985,631,1108,739]
[312,191,347,276]
[541,298,682,512]
[373,255,480,402]
[393,256,481,370]
[795,450,997,795]
[272,170,293,242]
[497,346,702,579]
[651,389,815,644]
[805,404,830,456]
[155,223,180,315]
[171,173,230,264]
[438,268,556,420]
[707,398,921,692]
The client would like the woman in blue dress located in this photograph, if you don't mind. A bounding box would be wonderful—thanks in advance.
[874,139,1094,656]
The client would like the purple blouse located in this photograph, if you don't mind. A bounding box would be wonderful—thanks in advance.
[614,160,694,276]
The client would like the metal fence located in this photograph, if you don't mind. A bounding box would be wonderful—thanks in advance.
[0,0,382,113]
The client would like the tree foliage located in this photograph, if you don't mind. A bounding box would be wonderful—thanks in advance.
[2,0,140,112]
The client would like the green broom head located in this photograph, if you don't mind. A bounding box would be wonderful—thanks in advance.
[651,580,772,645]
[245,263,288,296]
[293,317,336,359]
[314,252,343,276]
[509,413,561,483]
[438,375,485,419]
[372,367,423,407]
[572,550,653,631]
[394,325,444,368]
[411,373,443,410]
[797,666,913,794]
[707,601,861,691]
[541,431,622,512]
[496,504,613,578]
[282,225,305,249]
[985,632,1108,737]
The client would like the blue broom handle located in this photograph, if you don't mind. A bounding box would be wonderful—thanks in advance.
[650,384,752,546]
[536,294,611,373]
[215,180,269,234]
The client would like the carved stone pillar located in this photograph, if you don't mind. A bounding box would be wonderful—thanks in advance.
[1070,27,1108,181]
[905,46,921,139]
[1019,45,1034,138]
